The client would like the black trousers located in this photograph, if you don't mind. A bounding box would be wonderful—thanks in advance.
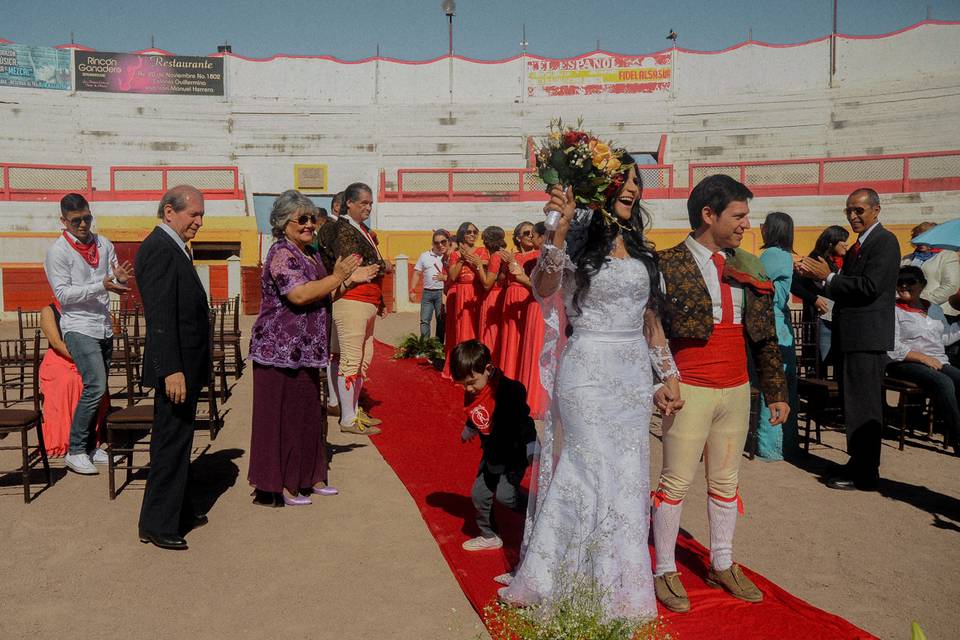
[838,351,886,487]
[138,383,199,535]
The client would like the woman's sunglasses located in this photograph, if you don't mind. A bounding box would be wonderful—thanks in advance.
[519,230,533,237]
[896,278,921,288]
[292,214,318,226]
[433,238,449,245]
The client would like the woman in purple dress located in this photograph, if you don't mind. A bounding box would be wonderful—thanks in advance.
[248,190,378,507]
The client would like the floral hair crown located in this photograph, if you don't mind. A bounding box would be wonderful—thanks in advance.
[535,117,634,230]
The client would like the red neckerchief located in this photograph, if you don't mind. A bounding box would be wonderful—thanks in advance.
[62,231,99,268]
[830,255,843,271]
[896,301,929,315]
[463,369,501,436]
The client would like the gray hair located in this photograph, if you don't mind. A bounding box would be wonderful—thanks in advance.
[270,189,317,239]
[157,184,203,218]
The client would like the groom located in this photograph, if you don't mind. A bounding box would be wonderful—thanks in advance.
[651,174,789,612]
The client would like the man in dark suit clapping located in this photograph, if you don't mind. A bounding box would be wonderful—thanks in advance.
[800,188,900,491]
[137,185,211,549]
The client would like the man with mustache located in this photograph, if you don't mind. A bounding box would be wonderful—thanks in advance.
[651,174,788,612]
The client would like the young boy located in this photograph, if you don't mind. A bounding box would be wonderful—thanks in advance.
[450,340,536,551]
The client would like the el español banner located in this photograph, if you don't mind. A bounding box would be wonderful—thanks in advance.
[0,44,71,90]
[527,52,671,97]
[74,51,224,96]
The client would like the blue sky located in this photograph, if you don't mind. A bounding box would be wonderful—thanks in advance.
[3,0,959,59]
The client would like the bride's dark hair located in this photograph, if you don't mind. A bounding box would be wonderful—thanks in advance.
[570,153,662,317]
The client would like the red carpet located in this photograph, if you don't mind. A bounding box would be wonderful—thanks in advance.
[364,340,875,639]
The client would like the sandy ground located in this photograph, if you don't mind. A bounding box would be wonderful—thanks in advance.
[1,312,957,640]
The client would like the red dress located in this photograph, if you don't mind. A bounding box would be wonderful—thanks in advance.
[497,250,538,380]
[519,291,547,419]
[443,247,489,378]
[479,251,507,364]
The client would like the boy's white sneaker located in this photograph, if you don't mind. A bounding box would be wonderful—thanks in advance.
[462,535,503,551]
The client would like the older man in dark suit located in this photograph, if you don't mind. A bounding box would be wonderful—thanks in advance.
[800,188,900,491]
[137,185,211,549]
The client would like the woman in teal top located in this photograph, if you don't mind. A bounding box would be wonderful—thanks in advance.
[757,212,799,460]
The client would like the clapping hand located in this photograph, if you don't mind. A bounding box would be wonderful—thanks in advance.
[508,260,524,276]
[333,254,361,281]
[798,256,831,281]
[497,249,514,264]
[104,260,133,293]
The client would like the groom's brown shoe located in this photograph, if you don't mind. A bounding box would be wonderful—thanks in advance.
[654,571,690,613]
[705,564,763,603]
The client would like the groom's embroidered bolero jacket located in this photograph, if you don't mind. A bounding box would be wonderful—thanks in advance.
[658,242,788,404]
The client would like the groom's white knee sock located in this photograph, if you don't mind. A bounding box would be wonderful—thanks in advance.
[336,375,358,426]
[707,494,739,571]
[327,357,340,407]
[652,499,683,576]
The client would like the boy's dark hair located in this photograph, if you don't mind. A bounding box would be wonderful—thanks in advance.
[449,339,491,381]
[686,174,753,230]
[533,221,547,236]
[60,193,89,216]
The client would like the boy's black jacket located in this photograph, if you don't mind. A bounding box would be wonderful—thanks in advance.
[468,373,537,473]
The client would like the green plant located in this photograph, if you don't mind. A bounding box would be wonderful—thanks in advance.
[482,573,672,640]
[393,333,445,361]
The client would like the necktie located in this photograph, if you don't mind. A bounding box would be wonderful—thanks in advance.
[185,244,194,263]
[710,252,734,324]
[842,238,861,272]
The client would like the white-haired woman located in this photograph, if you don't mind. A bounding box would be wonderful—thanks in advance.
[248,190,377,507]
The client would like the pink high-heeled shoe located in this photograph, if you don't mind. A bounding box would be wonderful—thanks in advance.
[312,486,339,496]
[282,493,312,506]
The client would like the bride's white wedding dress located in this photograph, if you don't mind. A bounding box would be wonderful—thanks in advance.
[500,240,677,619]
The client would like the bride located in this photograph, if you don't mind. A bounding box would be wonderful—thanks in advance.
[499,159,683,619]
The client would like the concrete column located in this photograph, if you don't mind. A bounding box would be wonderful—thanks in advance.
[392,254,417,313]
[226,255,242,304]
[196,264,211,301]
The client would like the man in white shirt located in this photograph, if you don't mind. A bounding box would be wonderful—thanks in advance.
[410,230,450,337]
[43,193,132,475]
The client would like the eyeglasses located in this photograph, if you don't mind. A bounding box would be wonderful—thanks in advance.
[433,238,449,245]
[844,206,867,216]
[897,279,921,288]
[66,215,93,227]
[292,214,318,226]
[519,230,533,237]
[465,229,478,235]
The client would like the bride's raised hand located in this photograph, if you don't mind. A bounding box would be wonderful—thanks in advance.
[544,185,576,228]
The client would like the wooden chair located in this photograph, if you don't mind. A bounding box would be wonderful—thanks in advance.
[104,332,154,499]
[881,376,945,451]
[11,307,43,402]
[0,332,52,503]
[197,314,225,440]
[209,306,229,402]
[221,295,244,377]
[792,314,842,452]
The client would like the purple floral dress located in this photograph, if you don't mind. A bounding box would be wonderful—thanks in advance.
[249,239,330,369]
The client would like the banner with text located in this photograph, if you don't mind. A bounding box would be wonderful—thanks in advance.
[527,52,671,97]
[74,51,224,95]
[0,44,71,90]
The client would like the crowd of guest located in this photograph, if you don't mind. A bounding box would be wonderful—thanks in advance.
[411,220,549,417]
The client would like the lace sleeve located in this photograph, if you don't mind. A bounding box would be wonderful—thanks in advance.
[531,241,575,301]
[649,345,680,381]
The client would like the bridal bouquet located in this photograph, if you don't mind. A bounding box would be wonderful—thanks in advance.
[535,118,634,227]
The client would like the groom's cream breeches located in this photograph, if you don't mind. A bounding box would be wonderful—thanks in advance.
[657,381,751,502]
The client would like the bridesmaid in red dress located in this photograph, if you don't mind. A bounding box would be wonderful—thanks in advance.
[519,222,548,418]
[478,226,508,362]
[443,222,489,377]
[498,221,538,380]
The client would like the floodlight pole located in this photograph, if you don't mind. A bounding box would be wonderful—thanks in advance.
[830,0,838,87]
[447,10,454,103]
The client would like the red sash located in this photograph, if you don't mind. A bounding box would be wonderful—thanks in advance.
[671,324,748,388]
[62,231,99,268]
[464,370,500,435]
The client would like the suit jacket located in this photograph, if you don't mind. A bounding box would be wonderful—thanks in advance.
[826,223,900,353]
[469,373,537,473]
[136,226,211,393]
[658,242,787,403]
